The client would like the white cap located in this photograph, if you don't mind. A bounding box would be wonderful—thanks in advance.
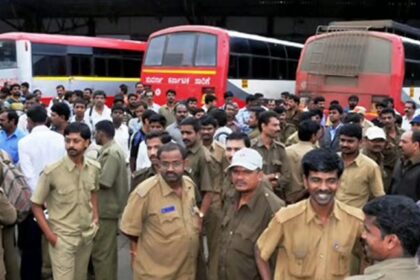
[365,126,386,140]
[227,148,263,171]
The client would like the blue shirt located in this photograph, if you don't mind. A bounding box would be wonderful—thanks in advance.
[0,129,27,164]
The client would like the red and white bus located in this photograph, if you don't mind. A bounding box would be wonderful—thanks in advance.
[141,25,303,105]
[296,20,420,114]
[0,32,146,103]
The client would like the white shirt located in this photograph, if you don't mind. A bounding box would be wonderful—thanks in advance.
[402,115,414,131]
[18,125,66,192]
[86,106,112,130]
[214,126,232,145]
[17,113,28,134]
[69,115,93,134]
[148,103,161,113]
[135,141,151,171]
[114,124,130,162]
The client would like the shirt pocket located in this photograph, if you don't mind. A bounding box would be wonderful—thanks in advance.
[288,247,316,278]
[330,246,351,276]
[55,187,76,205]
[158,211,183,238]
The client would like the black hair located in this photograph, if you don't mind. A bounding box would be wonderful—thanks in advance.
[111,104,126,113]
[145,131,172,144]
[93,90,106,98]
[224,91,234,99]
[186,97,198,103]
[166,89,176,96]
[149,114,167,127]
[298,120,320,142]
[309,109,323,119]
[56,85,64,90]
[208,109,227,127]
[254,93,264,99]
[383,97,395,106]
[412,130,420,144]
[157,142,187,160]
[405,100,417,110]
[27,105,48,124]
[329,104,344,114]
[141,110,158,123]
[51,103,71,121]
[10,83,20,90]
[200,116,218,128]
[95,120,115,138]
[245,95,257,104]
[379,108,396,117]
[302,148,344,178]
[340,123,363,140]
[84,88,93,94]
[348,95,359,102]
[281,91,290,98]
[128,93,137,99]
[73,98,87,107]
[191,108,205,116]
[25,93,39,103]
[330,100,340,106]
[363,195,420,257]
[289,94,300,104]
[343,113,362,124]
[226,132,251,147]
[1,109,19,125]
[299,111,314,122]
[180,117,201,132]
[395,114,403,126]
[313,96,325,104]
[258,111,279,132]
[119,84,128,93]
[21,82,29,88]
[204,94,217,104]
[64,122,91,140]
[273,107,286,115]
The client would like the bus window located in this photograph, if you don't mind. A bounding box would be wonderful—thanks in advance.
[249,40,269,56]
[361,37,392,74]
[94,57,106,76]
[270,59,287,79]
[144,36,166,66]
[252,57,270,79]
[33,54,66,76]
[70,55,91,76]
[228,55,238,78]
[108,58,122,77]
[238,56,251,79]
[269,43,286,59]
[230,37,250,54]
[163,33,195,66]
[195,34,217,67]
[0,41,17,69]
[404,62,420,86]
[123,59,141,77]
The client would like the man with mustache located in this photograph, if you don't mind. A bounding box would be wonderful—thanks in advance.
[120,142,200,279]
[346,195,420,280]
[31,123,100,280]
[336,124,385,209]
[256,148,365,280]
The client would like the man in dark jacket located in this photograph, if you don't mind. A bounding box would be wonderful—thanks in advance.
[390,130,420,201]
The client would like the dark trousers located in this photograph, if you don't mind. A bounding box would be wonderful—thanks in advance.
[18,213,42,280]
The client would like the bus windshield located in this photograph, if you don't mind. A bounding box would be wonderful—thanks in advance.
[144,32,217,67]
[0,40,17,69]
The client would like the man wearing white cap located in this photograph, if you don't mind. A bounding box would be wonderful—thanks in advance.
[362,126,389,192]
[211,148,284,280]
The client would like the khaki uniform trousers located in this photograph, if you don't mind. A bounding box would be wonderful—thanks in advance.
[91,219,118,280]
[2,226,19,280]
[49,235,93,280]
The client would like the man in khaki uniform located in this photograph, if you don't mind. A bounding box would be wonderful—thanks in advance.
[247,107,264,141]
[251,111,292,199]
[131,131,172,191]
[276,107,296,144]
[31,123,100,280]
[285,120,319,204]
[91,120,128,280]
[256,148,364,280]
[210,148,284,280]
[346,196,420,280]
[158,89,177,126]
[120,142,200,280]
[0,187,17,280]
[336,124,385,208]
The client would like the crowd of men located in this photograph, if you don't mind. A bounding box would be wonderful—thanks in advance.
[0,81,419,280]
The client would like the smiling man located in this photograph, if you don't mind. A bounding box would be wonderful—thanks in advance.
[256,148,365,280]
[346,195,420,280]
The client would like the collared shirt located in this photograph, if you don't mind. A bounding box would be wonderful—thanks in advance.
[0,128,26,164]
[149,103,161,113]
[135,140,151,171]
[278,123,297,144]
[114,124,130,162]
[97,140,128,219]
[85,105,112,129]
[257,199,364,280]
[159,105,176,126]
[402,115,414,131]
[251,137,292,195]
[31,156,100,237]
[131,167,156,192]
[17,113,29,134]
[329,123,343,141]
[346,258,420,280]
[69,114,93,133]
[362,148,389,193]
[213,184,284,280]
[166,122,184,148]
[18,125,66,191]
[120,174,199,280]
[285,141,315,201]
[337,152,385,208]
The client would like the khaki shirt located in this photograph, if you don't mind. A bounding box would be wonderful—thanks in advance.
[0,188,17,280]
[336,153,385,208]
[257,199,364,280]
[120,174,200,280]
[278,123,297,144]
[159,105,176,126]
[206,141,229,194]
[248,127,260,141]
[285,131,299,147]
[131,167,156,192]
[346,258,420,280]
[383,127,404,182]
[214,184,284,280]
[362,149,390,193]
[285,141,315,202]
[286,109,303,128]
[251,137,292,196]
[31,156,100,237]
[185,141,215,197]
[97,140,129,219]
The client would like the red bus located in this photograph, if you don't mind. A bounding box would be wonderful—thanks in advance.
[296,20,420,114]
[141,25,303,105]
[0,32,146,103]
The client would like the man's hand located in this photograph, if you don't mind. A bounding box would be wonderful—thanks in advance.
[47,232,58,247]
